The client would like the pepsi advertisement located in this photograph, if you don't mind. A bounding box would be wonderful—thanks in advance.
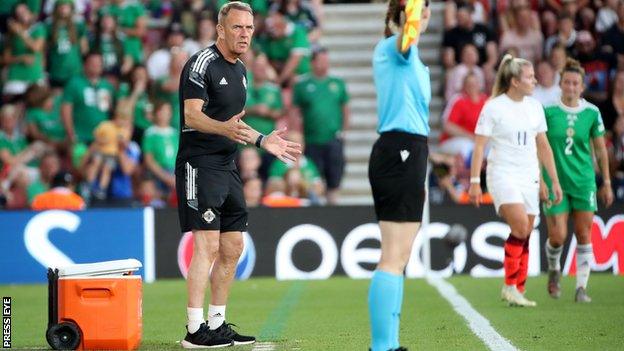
[0,208,155,284]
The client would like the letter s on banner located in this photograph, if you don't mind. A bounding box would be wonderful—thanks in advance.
[24,210,80,269]
[276,224,338,280]
[470,222,509,277]
[341,223,381,279]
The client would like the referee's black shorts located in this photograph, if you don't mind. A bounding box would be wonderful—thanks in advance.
[175,162,248,233]
[368,131,428,222]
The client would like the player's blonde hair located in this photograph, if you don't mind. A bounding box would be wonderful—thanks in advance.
[491,54,532,97]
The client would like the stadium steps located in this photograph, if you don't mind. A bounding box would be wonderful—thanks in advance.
[320,2,445,205]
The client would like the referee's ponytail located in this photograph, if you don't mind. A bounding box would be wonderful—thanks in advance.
[491,54,532,98]
[384,0,402,38]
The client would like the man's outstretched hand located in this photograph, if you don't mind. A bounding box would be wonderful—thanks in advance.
[262,127,302,163]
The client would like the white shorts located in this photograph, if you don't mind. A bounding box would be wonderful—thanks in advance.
[487,175,540,216]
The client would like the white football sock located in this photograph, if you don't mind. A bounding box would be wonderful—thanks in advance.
[576,244,593,289]
[546,240,563,271]
[187,307,204,334]
[208,304,226,330]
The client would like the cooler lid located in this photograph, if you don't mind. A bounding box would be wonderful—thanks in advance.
[55,259,142,277]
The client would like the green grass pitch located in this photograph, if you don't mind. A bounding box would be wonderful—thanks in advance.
[3,274,623,350]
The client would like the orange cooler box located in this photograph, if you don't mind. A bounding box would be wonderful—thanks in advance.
[46,259,143,350]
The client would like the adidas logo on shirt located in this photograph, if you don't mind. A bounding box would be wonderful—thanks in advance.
[219,77,228,85]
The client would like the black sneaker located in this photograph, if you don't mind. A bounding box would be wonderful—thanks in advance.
[181,323,233,349]
[211,322,256,345]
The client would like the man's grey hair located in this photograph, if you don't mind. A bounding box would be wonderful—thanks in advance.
[218,1,253,24]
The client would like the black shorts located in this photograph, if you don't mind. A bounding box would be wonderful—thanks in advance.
[305,138,345,190]
[175,162,248,232]
[368,131,428,222]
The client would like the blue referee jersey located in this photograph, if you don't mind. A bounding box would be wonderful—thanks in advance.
[372,35,431,136]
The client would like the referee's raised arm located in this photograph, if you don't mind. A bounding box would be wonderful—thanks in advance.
[386,0,431,54]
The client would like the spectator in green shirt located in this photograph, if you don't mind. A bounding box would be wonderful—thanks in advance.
[0,0,40,33]
[2,3,45,96]
[270,0,320,42]
[0,104,46,172]
[26,150,60,204]
[46,0,88,88]
[245,54,283,136]
[0,0,21,33]
[292,47,350,204]
[61,52,115,144]
[258,11,311,86]
[244,53,283,178]
[142,101,178,196]
[116,64,153,142]
[91,12,132,80]
[100,0,148,66]
[154,49,187,130]
[24,85,66,149]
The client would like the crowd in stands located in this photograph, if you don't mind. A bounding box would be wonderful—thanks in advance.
[5,0,621,210]
[432,0,624,205]
[0,0,350,210]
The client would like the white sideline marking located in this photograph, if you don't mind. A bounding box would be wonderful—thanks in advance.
[252,342,277,351]
[426,276,519,351]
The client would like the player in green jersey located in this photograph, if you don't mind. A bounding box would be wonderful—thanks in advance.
[542,58,614,303]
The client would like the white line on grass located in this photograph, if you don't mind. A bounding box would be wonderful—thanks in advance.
[252,342,277,351]
[426,275,519,351]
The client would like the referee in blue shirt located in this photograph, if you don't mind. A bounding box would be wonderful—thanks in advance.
[368,1,431,350]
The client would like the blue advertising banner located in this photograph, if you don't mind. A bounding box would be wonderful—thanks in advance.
[0,209,154,284]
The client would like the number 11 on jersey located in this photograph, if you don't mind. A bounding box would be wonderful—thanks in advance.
[517,131,527,146]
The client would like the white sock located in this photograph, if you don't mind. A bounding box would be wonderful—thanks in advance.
[545,240,563,271]
[208,305,226,330]
[576,244,593,289]
[187,307,204,334]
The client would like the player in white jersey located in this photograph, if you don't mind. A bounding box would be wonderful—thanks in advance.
[469,54,563,307]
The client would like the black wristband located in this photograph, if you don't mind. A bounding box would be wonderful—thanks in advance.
[255,134,265,148]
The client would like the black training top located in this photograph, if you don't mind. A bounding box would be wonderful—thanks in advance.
[176,44,248,170]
